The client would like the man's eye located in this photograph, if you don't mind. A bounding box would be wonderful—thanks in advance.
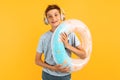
[55,14,58,16]
[48,16,52,18]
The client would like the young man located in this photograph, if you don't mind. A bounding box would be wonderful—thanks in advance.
[35,4,86,80]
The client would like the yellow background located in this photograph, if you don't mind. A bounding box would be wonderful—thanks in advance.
[0,0,120,80]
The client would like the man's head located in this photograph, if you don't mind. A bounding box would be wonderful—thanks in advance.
[44,4,65,27]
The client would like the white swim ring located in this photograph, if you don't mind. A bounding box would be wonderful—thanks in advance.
[51,19,92,72]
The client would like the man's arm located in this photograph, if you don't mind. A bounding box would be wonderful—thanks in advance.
[66,44,86,59]
[35,52,70,72]
[60,32,86,59]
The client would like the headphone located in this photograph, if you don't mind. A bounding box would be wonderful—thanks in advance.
[44,8,65,25]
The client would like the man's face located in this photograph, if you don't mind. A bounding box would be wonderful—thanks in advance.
[46,9,61,28]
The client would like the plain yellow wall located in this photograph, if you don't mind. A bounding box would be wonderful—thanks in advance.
[0,0,120,80]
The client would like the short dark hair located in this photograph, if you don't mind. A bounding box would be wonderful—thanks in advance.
[45,4,61,16]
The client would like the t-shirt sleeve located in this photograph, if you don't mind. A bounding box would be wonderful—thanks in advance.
[36,36,44,54]
[72,33,81,47]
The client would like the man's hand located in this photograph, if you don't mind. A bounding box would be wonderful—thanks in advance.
[51,64,70,73]
[60,32,70,48]
[60,32,86,59]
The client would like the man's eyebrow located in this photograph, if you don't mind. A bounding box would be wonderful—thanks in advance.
[47,12,59,16]
[47,14,51,16]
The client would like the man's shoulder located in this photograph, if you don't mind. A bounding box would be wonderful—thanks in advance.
[40,31,51,39]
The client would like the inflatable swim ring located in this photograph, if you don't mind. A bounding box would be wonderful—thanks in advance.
[51,19,92,72]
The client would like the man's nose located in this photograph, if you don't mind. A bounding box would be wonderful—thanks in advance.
[51,16,56,21]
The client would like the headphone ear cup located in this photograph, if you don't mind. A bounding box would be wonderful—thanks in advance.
[61,13,65,21]
[44,17,48,25]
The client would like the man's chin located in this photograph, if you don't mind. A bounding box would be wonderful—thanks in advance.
[52,23,60,28]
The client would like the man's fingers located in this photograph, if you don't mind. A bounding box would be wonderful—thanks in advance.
[55,64,70,72]
[61,66,70,72]
[56,64,62,67]
[60,32,68,42]
[64,32,68,37]
[62,32,67,38]
[60,33,66,39]
[61,32,67,37]
[60,36,64,42]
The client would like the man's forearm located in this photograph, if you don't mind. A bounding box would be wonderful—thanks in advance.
[66,44,86,59]
[36,60,54,71]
